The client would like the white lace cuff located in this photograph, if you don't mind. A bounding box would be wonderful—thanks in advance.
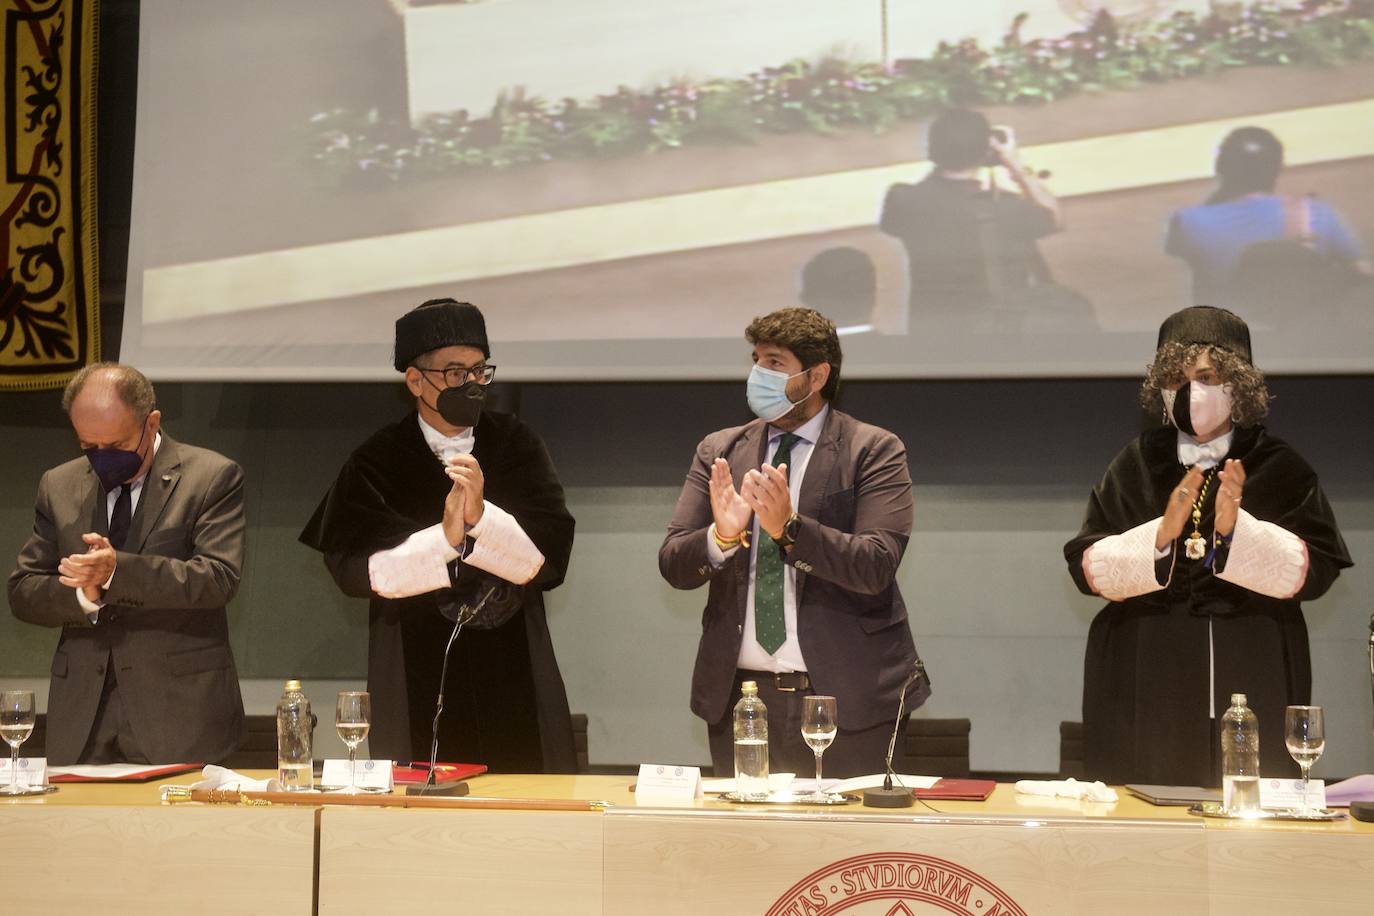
[368,524,459,598]
[1084,518,1170,601]
[464,501,545,585]
[1215,508,1308,599]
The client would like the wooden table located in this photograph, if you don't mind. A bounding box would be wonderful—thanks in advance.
[0,775,316,916]
[4,773,1371,914]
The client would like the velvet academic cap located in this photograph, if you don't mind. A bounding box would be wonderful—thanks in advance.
[1156,305,1253,364]
[393,298,490,370]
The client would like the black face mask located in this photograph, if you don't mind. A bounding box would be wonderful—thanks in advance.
[426,380,486,428]
[1169,381,1197,436]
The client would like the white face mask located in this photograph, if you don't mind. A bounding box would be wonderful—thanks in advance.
[1162,380,1233,438]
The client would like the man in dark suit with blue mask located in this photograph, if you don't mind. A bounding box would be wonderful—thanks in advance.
[660,308,929,779]
[9,363,246,764]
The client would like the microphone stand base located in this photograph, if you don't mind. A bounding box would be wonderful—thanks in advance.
[405,780,471,797]
[862,786,914,808]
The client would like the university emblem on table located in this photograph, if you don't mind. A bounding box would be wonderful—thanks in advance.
[766,853,1026,916]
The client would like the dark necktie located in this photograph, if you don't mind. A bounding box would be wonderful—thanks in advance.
[109,484,132,550]
[754,433,799,655]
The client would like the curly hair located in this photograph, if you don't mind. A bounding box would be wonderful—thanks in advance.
[1139,342,1269,428]
[745,307,842,400]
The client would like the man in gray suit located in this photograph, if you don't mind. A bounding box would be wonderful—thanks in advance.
[660,308,929,779]
[8,363,245,764]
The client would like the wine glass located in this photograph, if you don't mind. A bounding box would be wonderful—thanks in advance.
[335,691,371,794]
[1284,705,1324,815]
[801,695,838,803]
[1,690,36,796]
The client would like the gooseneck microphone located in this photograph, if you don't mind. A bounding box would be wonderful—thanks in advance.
[863,659,926,808]
[407,582,500,796]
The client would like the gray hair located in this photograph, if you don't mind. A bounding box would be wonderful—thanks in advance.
[62,363,157,422]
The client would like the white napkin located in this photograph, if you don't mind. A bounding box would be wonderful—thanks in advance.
[1014,778,1118,803]
[158,765,286,803]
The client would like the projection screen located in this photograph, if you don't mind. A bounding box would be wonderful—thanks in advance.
[121,0,1374,380]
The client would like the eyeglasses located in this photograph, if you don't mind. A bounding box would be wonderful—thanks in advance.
[417,363,497,387]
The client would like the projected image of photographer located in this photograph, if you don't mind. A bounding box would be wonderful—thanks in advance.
[878,109,1094,335]
[120,0,1374,380]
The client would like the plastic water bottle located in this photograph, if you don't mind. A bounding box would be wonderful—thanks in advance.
[276,679,313,791]
[733,680,769,799]
[1221,692,1261,816]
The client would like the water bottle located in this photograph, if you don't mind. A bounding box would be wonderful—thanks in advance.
[1221,692,1261,816]
[733,680,769,799]
[276,679,313,791]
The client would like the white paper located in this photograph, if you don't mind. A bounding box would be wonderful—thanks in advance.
[701,772,796,794]
[1260,777,1326,811]
[832,773,941,793]
[0,756,46,787]
[634,763,703,801]
[321,758,393,791]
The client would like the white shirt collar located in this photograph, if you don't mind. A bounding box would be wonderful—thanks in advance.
[418,415,475,462]
[1176,428,1234,469]
[769,404,829,447]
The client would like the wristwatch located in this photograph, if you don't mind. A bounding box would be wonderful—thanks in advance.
[773,512,801,549]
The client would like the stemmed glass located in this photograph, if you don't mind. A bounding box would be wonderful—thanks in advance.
[1284,705,1325,815]
[1,690,36,796]
[801,695,838,803]
[335,691,371,794]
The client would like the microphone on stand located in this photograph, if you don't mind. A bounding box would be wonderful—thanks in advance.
[863,659,927,808]
[406,582,501,796]
[1353,615,1374,823]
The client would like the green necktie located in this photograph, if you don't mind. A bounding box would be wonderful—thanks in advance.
[754,432,798,655]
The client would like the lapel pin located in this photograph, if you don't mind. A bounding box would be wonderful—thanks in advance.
[162,475,172,483]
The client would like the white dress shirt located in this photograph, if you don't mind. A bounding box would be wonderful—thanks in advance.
[365,416,545,599]
[708,406,829,673]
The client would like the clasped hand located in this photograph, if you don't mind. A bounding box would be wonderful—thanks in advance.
[1157,459,1246,550]
[442,454,485,546]
[58,533,117,601]
[709,457,793,541]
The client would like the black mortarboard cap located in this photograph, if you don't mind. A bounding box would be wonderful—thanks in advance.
[393,298,490,370]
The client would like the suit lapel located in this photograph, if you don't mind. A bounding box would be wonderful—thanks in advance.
[125,436,183,553]
[794,408,843,609]
[83,466,108,541]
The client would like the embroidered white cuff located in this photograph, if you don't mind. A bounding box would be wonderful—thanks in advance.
[1084,518,1169,601]
[368,524,460,599]
[706,523,740,567]
[463,501,545,585]
[1215,508,1308,599]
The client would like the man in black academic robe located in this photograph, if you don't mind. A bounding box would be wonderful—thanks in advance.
[1065,307,1351,786]
[300,300,576,773]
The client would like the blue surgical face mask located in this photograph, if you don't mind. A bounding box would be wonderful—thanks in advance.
[84,419,151,492]
[747,364,808,423]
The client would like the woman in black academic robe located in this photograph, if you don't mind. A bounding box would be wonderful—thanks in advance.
[1064,307,1351,786]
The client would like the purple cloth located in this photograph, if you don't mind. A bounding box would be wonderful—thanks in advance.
[1324,774,1374,806]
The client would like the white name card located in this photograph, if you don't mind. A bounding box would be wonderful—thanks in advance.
[322,758,394,791]
[0,756,46,788]
[635,763,702,802]
[1260,777,1326,811]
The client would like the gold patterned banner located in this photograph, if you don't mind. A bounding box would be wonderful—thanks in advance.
[0,0,98,391]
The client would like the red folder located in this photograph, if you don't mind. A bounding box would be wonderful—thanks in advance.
[49,763,204,783]
[913,778,996,801]
[392,762,488,785]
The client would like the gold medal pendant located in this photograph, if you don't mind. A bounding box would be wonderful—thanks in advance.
[1184,534,1207,560]
[1182,468,1217,561]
